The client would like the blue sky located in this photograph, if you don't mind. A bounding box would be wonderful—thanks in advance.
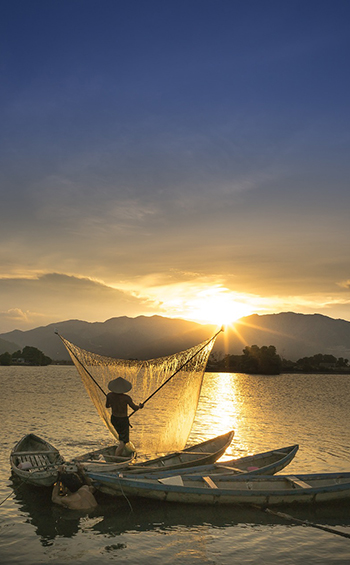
[1,1,350,332]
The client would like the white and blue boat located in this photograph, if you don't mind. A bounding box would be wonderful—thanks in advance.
[88,470,350,506]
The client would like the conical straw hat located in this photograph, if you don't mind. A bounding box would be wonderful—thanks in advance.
[108,377,132,393]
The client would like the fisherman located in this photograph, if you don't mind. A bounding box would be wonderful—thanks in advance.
[105,376,144,456]
[51,463,98,511]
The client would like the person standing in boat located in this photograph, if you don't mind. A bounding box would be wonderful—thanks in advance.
[105,376,144,456]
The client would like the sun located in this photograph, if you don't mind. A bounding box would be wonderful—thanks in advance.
[185,287,254,326]
[142,282,257,327]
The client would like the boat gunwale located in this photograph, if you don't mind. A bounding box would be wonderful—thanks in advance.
[129,444,299,479]
[88,471,350,504]
[10,433,64,487]
[75,430,234,472]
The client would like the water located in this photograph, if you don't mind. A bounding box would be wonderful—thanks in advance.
[0,366,350,564]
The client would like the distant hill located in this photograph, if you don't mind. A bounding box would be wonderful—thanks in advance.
[0,337,19,355]
[0,316,217,361]
[1,312,350,362]
[225,312,350,361]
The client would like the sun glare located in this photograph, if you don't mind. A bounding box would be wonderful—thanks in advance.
[139,281,258,327]
[185,288,254,326]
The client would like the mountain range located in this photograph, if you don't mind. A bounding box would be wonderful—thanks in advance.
[1,312,350,362]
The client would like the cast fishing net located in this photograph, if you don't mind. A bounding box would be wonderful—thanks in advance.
[57,331,220,453]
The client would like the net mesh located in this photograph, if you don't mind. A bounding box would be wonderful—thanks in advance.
[58,332,219,453]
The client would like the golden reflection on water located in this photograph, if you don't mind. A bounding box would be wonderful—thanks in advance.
[2,367,350,476]
[190,372,247,458]
[203,373,239,433]
[2,366,350,565]
[189,371,350,474]
[191,371,293,462]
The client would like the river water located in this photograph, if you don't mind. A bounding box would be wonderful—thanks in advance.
[0,366,349,564]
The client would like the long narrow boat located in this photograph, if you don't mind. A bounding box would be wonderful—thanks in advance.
[74,445,136,464]
[122,444,299,479]
[77,430,234,474]
[83,444,298,487]
[88,471,350,506]
[10,433,65,487]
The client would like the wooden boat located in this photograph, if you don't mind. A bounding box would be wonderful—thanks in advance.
[87,470,350,506]
[78,430,234,474]
[83,444,298,489]
[10,433,65,487]
[124,444,299,479]
[74,445,136,464]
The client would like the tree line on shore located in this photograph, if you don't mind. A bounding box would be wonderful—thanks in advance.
[0,346,52,366]
[207,345,350,375]
[1,343,349,374]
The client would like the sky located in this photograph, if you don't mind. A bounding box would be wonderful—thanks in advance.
[1,0,350,333]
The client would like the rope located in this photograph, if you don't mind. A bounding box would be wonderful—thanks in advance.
[0,481,25,506]
[253,505,350,540]
[55,332,107,396]
[117,476,133,512]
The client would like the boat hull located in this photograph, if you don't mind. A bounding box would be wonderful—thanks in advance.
[10,433,64,487]
[88,472,350,506]
[133,444,299,479]
[78,430,235,474]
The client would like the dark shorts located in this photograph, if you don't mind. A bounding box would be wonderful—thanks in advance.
[111,415,130,443]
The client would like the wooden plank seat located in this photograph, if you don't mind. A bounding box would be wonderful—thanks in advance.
[14,450,58,456]
[203,476,218,489]
[285,475,312,489]
[215,464,245,472]
[158,451,213,465]
[180,451,213,455]
[34,454,50,467]
[17,453,54,469]
[158,476,184,486]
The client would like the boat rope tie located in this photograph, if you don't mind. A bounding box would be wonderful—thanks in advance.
[0,481,25,507]
[252,505,350,540]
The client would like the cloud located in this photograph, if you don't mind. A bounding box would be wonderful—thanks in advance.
[0,273,158,333]
[0,308,50,332]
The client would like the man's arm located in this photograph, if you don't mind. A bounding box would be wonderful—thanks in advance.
[76,463,94,488]
[80,484,96,494]
[128,399,143,411]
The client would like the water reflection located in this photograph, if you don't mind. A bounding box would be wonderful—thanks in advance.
[11,478,350,549]
[191,373,240,455]
[191,372,350,472]
[10,478,88,544]
[2,367,350,561]
[191,372,275,460]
